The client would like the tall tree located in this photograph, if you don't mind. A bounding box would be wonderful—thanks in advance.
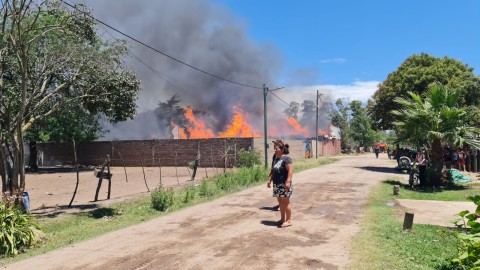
[368,53,480,130]
[392,84,480,186]
[284,101,299,119]
[25,103,105,170]
[155,94,188,139]
[332,98,353,150]
[0,1,140,193]
[299,100,316,128]
[350,113,377,150]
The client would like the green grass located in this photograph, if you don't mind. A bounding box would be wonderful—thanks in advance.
[295,156,337,171]
[348,180,470,270]
[0,156,337,265]
[385,179,480,201]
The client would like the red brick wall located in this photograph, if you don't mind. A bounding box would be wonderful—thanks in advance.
[38,138,254,168]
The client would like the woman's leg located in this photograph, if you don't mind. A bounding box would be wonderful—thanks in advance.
[277,197,285,223]
[419,165,426,186]
[278,197,291,226]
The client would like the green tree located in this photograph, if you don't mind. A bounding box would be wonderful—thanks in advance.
[0,1,140,193]
[368,53,480,130]
[25,103,105,170]
[392,84,480,186]
[350,114,377,150]
[331,98,352,150]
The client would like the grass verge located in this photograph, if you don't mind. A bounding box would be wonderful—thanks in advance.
[0,156,337,265]
[385,179,480,201]
[348,179,468,270]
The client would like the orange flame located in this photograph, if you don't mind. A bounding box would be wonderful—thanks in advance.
[172,106,330,139]
[287,117,310,137]
[218,106,261,138]
[179,128,187,139]
[183,107,215,139]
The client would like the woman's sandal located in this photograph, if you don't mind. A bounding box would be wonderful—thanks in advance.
[281,221,292,228]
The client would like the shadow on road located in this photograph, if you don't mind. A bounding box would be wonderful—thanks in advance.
[356,166,407,175]
[26,166,94,174]
[260,220,280,227]
[30,203,98,218]
[259,205,280,211]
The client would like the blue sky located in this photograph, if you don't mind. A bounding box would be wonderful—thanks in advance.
[212,0,480,102]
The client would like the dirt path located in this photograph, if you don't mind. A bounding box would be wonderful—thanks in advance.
[5,154,404,270]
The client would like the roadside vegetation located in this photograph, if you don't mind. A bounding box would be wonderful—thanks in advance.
[348,179,480,270]
[0,153,336,265]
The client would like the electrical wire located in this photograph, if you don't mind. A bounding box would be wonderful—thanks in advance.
[99,25,203,101]
[60,0,263,90]
[269,91,290,106]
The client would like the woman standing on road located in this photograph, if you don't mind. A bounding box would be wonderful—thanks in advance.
[267,139,293,228]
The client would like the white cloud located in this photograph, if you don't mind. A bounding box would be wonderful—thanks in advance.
[279,81,380,106]
[319,58,347,64]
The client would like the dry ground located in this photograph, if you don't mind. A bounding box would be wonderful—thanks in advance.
[4,154,478,270]
[25,165,223,217]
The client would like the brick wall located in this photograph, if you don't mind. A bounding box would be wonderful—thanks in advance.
[36,137,341,168]
[253,137,341,161]
[37,138,254,168]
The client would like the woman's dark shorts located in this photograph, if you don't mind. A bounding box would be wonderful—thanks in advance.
[273,182,293,197]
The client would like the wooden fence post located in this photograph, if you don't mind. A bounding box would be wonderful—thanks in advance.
[403,212,414,230]
[393,185,400,195]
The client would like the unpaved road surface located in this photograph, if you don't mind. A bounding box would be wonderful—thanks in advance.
[4,154,449,270]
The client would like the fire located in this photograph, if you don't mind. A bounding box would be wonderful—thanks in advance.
[287,117,310,137]
[183,107,215,139]
[218,106,261,138]
[174,106,261,139]
[179,128,187,139]
[172,106,329,139]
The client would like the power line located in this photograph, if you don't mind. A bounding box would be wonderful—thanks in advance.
[269,91,290,106]
[99,25,203,101]
[60,0,263,90]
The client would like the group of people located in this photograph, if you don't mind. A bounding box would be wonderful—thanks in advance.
[444,146,471,171]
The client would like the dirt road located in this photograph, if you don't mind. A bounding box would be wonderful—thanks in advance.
[6,154,401,270]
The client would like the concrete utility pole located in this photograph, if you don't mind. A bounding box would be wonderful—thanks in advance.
[263,84,284,168]
[315,91,323,159]
[263,84,268,168]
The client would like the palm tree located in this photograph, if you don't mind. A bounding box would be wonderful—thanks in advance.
[392,84,480,186]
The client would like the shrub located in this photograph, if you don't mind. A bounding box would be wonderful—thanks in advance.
[215,174,233,192]
[183,186,196,203]
[451,195,480,268]
[237,149,261,168]
[199,180,216,197]
[1,192,40,257]
[151,187,175,211]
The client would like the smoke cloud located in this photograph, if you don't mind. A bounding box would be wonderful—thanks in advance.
[72,0,331,140]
